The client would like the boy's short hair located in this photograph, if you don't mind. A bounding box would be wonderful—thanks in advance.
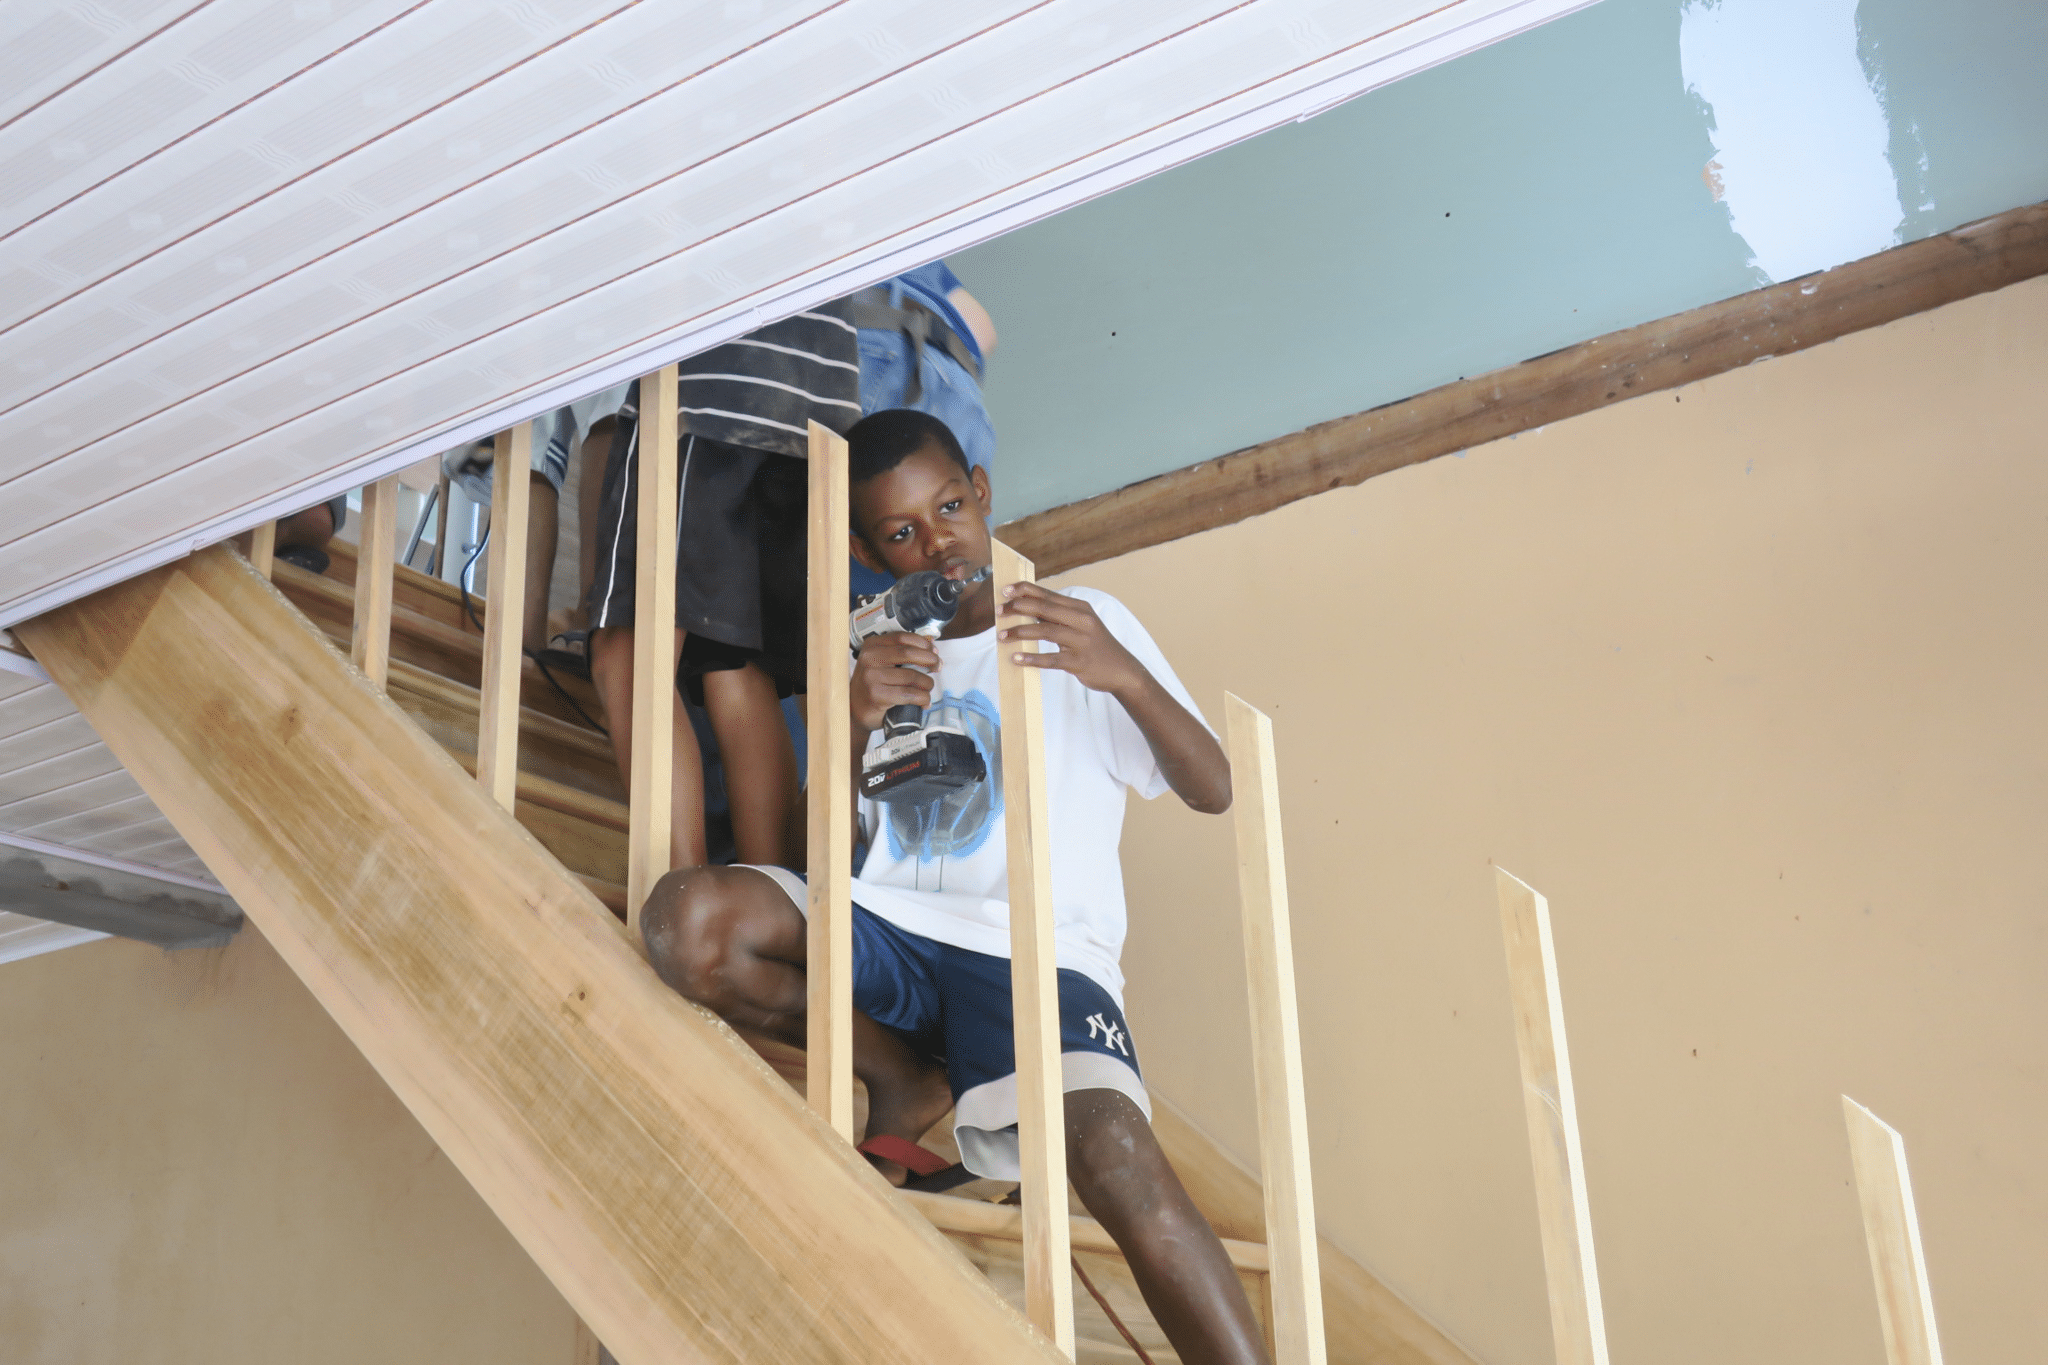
[846,409,971,486]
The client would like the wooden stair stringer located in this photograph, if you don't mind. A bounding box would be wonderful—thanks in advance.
[17,546,1064,1365]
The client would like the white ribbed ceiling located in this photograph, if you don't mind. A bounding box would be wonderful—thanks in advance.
[0,0,1594,627]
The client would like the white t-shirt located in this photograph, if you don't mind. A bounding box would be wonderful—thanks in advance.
[853,587,1210,1004]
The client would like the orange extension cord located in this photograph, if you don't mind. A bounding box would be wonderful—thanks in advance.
[1072,1255,1157,1365]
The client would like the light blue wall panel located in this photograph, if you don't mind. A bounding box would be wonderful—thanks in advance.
[953,0,2048,521]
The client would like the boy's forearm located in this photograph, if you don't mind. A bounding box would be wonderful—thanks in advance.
[1109,671,1232,814]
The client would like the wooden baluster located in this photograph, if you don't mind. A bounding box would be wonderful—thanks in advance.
[1842,1097,1946,1365]
[352,476,400,691]
[625,367,678,931]
[249,520,277,579]
[431,472,452,578]
[1494,867,1610,1365]
[477,429,531,809]
[1224,694,1328,1365]
[992,538,1075,1357]
[805,420,854,1139]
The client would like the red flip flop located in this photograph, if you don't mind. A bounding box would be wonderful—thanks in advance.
[857,1135,978,1192]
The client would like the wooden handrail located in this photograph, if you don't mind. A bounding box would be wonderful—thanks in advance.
[806,420,855,1139]
[992,538,1076,1357]
[478,427,531,810]
[1226,694,1328,1365]
[627,366,678,933]
[351,475,399,690]
[1842,1097,1946,1365]
[249,520,276,579]
[1495,868,1610,1365]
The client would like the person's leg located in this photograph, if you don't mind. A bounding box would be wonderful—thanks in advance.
[523,471,559,652]
[1065,1088,1271,1365]
[700,661,799,867]
[588,624,708,869]
[640,865,951,1152]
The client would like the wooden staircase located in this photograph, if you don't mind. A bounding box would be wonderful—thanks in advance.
[25,542,1474,1365]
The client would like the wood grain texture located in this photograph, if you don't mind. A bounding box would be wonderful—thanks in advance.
[628,367,678,930]
[1842,1097,1945,1365]
[248,521,276,580]
[17,546,1065,1365]
[805,420,855,1139]
[1225,695,1328,1365]
[997,200,2048,576]
[275,556,606,731]
[1494,868,1608,1365]
[992,538,1076,1356]
[350,475,399,689]
[478,428,531,809]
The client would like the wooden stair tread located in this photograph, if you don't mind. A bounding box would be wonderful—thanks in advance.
[900,1189,1270,1273]
[273,556,606,731]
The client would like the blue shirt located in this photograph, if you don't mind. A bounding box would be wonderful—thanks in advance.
[886,261,981,366]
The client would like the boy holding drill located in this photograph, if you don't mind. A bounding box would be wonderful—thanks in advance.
[640,409,1268,1365]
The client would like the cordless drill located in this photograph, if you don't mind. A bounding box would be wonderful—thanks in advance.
[849,568,991,803]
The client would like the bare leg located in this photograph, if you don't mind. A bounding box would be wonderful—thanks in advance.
[701,662,799,867]
[1067,1089,1271,1365]
[523,472,559,652]
[641,865,951,1173]
[588,624,708,869]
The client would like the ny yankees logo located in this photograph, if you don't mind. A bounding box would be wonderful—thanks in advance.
[1085,1012,1130,1057]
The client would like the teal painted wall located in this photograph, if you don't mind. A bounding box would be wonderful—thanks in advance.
[953,0,2048,521]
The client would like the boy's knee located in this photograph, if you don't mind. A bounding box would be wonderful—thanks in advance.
[1063,1088,1162,1189]
[640,865,750,1006]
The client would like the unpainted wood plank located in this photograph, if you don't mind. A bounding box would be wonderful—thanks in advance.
[351,475,400,689]
[16,545,1068,1365]
[1842,1097,1945,1365]
[1493,868,1608,1365]
[997,201,2048,577]
[276,562,606,730]
[1224,694,1327,1365]
[478,429,532,809]
[902,1189,1270,1272]
[805,420,855,1139]
[992,537,1076,1356]
[249,520,277,579]
[432,472,452,578]
[627,365,678,931]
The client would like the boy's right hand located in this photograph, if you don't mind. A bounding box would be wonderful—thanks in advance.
[851,632,939,731]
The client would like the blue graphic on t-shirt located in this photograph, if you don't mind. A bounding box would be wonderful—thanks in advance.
[884,689,1003,863]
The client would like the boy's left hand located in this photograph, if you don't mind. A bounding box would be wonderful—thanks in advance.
[998,582,1145,697]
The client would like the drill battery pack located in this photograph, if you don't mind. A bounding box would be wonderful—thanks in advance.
[859,730,987,804]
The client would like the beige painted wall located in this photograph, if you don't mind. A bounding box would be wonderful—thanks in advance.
[1060,276,2048,1365]
[0,925,576,1365]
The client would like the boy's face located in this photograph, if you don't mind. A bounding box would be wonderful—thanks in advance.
[850,443,994,587]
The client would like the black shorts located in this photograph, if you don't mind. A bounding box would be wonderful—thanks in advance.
[584,411,807,703]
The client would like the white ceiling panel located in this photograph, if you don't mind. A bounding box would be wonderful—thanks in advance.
[0,658,213,881]
[0,0,1596,626]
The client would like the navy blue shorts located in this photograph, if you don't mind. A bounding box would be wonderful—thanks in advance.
[749,866,1148,1179]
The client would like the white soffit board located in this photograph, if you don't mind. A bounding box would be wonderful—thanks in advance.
[0,0,1598,628]
[0,669,216,883]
